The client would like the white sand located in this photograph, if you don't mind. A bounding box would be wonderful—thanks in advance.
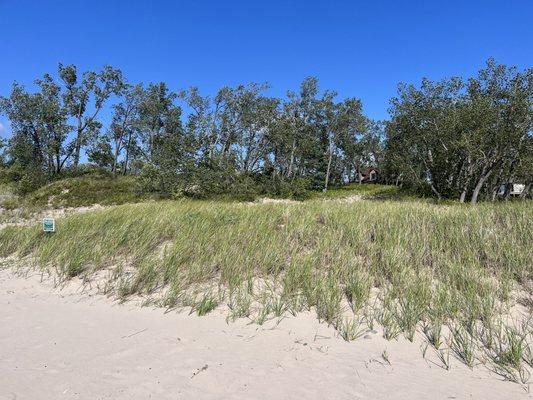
[0,268,529,400]
[0,205,107,230]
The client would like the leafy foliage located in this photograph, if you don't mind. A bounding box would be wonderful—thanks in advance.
[1,59,530,201]
[384,59,532,203]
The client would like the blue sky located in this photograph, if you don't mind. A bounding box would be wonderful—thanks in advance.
[1,0,532,138]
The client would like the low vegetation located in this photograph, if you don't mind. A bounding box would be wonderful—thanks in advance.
[0,182,15,204]
[309,183,419,201]
[1,197,531,383]
[0,174,157,226]
[25,174,155,208]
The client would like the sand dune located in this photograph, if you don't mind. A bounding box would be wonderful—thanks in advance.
[0,268,529,400]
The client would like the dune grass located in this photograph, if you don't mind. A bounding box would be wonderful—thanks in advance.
[1,198,532,381]
[310,183,414,201]
[0,182,17,207]
[24,174,156,208]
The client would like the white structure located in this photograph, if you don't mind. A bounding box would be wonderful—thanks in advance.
[499,183,525,196]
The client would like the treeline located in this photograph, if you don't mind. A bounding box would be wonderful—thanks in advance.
[0,67,379,199]
[385,59,532,203]
[0,59,531,202]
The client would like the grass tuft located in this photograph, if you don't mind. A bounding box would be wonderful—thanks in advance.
[0,197,531,376]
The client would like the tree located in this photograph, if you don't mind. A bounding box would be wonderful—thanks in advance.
[59,64,125,170]
[1,65,126,178]
[290,77,323,182]
[35,74,70,173]
[137,82,182,164]
[135,82,200,195]
[333,99,369,185]
[385,59,532,203]
[227,83,278,174]
[0,81,69,176]
[0,83,47,172]
[87,136,114,169]
[108,84,143,175]
[0,138,6,166]
[179,87,213,162]
[466,60,532,203]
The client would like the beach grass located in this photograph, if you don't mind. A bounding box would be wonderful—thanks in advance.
[0,197,531,379]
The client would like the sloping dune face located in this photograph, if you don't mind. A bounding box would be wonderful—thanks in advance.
[0,269,529,400]
[1,200,532,398]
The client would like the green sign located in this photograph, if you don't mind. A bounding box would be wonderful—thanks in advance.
[43,218,55,233]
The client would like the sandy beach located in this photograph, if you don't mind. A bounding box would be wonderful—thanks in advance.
[0,268,529,400]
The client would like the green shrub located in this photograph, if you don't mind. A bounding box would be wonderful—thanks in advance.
[16,172,46,196]
[26,174,152,208]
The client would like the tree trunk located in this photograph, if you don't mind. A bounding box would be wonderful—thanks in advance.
[425,149,442,199]
[47,154,54,175]
[123,131,133,175]
[287,139,296,178]
[395,173,402,186]
[72,114,83,171]
[459,156,472,203]
[112,135,123,177]
[149,129,156,163]
[55,153,61,174]
[355,163,362,184]
[429,182,442,200]
[489,164,505,202]
[112,145,120,176]
[323,142,333,192]
[471,167,493,205]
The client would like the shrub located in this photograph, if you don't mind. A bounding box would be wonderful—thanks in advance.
[15,170,47,196]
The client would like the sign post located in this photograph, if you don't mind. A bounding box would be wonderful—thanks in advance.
[43,218,55,233]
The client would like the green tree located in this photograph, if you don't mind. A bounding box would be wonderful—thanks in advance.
[87,136,114,170]
[108,84,143,175]
[385,59,532,203]
[0,80,69,177]
[137,82,182,164]
[59,64,125,171]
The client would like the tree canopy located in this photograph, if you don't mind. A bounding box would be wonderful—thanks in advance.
[384,59,532,203]
[1,59,531,201]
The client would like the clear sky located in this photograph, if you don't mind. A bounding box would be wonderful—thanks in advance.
[0,0,532,138]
